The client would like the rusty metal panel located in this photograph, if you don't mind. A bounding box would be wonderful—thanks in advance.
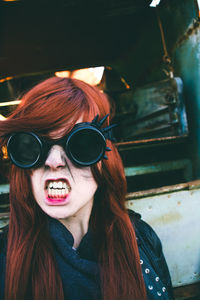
[114,77,188,143]
[126,187,200,287]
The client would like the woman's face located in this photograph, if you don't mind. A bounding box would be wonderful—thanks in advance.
[30,126,98,222]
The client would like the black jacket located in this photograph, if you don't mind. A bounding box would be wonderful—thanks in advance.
[0,210,174,300]
[129,210,174,299]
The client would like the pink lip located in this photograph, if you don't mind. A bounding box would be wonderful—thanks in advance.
[45,196,70,206]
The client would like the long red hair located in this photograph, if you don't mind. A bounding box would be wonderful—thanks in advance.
[0,77,146,300]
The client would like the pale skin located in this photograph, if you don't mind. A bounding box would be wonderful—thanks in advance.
[30,126,98,249]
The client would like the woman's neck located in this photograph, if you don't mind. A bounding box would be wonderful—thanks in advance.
[58,202,93,248]
[61,218,89,248]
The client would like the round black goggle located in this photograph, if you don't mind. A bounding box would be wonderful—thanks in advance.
[7,114,116,169]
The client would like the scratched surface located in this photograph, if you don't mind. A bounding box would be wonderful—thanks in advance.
[126,188,200,287]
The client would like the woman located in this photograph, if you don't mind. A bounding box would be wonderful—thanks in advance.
[0,77,173,300]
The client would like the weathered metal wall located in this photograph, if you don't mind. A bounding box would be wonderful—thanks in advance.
[126,181,200,287]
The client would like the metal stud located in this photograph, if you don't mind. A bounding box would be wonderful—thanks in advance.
[157,292,162,296]
[145,268,150,274]
[148,285,153,290]
[140,259,143,265]
[162,287,166,292]
[91,114,116,141]
[155,277,159,282]
[102,124,117,133]
[98,114,109,126]
[91,115,99,124]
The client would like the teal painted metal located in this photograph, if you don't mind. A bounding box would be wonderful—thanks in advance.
[0,218,9,230]
[0,184,9,195]
[125,159,192,179]
[174,22,200,178]
[114,77,188,142]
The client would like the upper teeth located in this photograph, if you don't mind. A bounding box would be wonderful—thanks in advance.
[47,181,69,190]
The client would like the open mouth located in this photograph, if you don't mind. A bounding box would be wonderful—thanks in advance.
[45,179,71,200]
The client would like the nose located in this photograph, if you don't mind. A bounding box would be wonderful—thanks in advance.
[45,145,66,169]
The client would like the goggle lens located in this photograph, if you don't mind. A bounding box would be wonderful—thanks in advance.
[8,133,41,168]
[67,128,105,166]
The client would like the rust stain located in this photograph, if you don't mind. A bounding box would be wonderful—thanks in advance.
[126,179,200,200]
[116,135,187,148]
[150,211,182,226]
[188,180,200,189]
[175,19,200,49]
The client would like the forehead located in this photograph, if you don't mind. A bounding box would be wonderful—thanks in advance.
[48,115,84,139]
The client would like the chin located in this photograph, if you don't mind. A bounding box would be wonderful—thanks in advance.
[40,206,70,220]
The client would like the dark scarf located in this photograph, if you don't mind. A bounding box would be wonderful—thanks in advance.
[48,217,101,300]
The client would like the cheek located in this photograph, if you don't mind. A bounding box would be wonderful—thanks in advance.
[79,179,98,200]
[73,169,98,192]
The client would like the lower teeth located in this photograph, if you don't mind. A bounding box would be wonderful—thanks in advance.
[48,188,69,198]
